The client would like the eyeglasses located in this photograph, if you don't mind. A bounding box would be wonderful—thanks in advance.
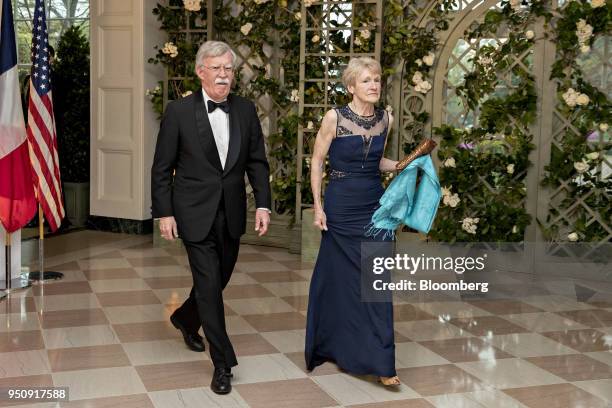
[202,65,234,74]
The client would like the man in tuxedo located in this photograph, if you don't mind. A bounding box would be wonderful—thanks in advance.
[151,41,271,395]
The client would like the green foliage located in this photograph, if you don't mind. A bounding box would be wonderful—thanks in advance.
[381,0,453,143]
[539,0,611,242]
[54,25,90,183]
[148,0,303,215]
[428,0,546,242]
[145,0,611,242]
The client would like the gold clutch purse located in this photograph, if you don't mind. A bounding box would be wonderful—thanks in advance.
[395,138,437,170]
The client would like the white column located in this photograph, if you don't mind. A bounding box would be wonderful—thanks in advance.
[90,0,164,221]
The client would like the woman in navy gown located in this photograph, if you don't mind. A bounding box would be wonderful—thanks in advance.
[305,57,400,386]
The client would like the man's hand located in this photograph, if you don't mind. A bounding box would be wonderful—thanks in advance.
[159,216,179,240]
[254,209,270,237]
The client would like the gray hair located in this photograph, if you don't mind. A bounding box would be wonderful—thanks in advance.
[194,41,237,71]
[341,57,382,91]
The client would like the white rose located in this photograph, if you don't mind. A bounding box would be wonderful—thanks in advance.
[580,45,591,54]
[585,152,599,161]
[183,0,201,12]
[240,22,253,36]
[599,123,609,132]
[181,90,193,97]
[591,0,605,7]
[525,30,535,40]
[415,59,423,67]
[360,29,371,40]
[562,88,579,107]
[423,52,435,66]
[306,121,314,130]
[567,232,579,242]
[412,71,423,85]
[507,164,515,174]
[385,105,393,114]
[574,160,589,174]
[443,157,456,168]
[512,225,518,234]
[509,0,521,10]
[461,217,479,234]
[354,37,362,46]
[576,94,590,106]
[415,80,432,94]
[478,55,493,67]
[441,186,452,197]
[444,193,460,207]
[294,12,301,21]
[290,89,299,102]
[312,34,320,43]
[304,0,315,6]
[162,42,178,58]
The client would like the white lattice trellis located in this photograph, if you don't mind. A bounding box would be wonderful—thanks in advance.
[295,0,384,223]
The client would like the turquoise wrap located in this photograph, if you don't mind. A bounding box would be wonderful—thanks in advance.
[368,155,441,236]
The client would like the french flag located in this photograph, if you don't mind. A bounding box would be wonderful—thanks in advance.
[0,0,37,233]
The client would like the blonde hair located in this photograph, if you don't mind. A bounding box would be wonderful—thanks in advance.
[194,41,237,72]
[341,57,382,92]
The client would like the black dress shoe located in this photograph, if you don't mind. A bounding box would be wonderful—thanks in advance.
[211,367,233,394]
[170,313,205,352]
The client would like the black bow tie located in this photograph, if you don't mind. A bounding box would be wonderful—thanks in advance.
[207,99,229,113]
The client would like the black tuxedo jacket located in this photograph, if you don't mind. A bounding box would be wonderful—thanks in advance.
[151,91,271,241]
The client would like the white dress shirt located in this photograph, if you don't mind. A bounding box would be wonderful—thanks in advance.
[202,88,230,169]
[201,88,271,214]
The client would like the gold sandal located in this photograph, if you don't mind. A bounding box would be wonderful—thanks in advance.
[379,376,401,386]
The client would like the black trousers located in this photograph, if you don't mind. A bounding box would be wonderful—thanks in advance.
[172,203,240,368]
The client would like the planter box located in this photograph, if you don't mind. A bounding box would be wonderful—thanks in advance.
[242,212,295,250]
[301,208,321,263]
[396,229,428,243]
[64,182,89,228]
[154,211,297,251]
[153,218,185,248]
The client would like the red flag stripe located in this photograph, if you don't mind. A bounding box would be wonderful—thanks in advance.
[28,90,63,202]
[26,121,63,217]
[26,104,63,212]
[26,137,62,227]
[26,93,64,230]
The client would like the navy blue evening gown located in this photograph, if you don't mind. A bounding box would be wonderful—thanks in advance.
[305,105,396,377]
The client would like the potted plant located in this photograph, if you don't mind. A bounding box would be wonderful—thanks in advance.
[53,25,90,227]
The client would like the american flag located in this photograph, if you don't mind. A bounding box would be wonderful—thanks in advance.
[26,0,65,231]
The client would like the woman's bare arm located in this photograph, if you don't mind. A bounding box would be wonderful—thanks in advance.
[310,109,337,230]
[379,113,398,172]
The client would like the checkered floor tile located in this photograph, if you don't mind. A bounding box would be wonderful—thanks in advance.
[0,231,610,407]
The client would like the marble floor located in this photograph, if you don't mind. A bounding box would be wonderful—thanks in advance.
[0,230,610,407]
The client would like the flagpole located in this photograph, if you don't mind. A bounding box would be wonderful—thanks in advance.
[3,231,31,298]
[21,204,63,281]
